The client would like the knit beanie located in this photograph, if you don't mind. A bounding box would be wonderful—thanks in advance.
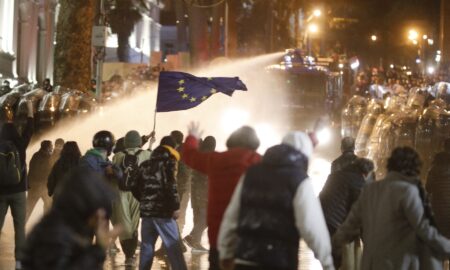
[282,131,314,159]
[124,130,142,148]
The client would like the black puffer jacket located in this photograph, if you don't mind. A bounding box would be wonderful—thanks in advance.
[320,163,366,235]
[426,151,450,238]
[137,145,180,218]
[330,151,357,173]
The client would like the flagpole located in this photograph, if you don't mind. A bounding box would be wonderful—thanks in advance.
[152,109,157,133]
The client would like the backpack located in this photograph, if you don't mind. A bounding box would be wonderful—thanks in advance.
[0,141,22,186]
[118,150,143,191]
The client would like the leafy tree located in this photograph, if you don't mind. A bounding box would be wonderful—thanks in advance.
[54,0,95,91]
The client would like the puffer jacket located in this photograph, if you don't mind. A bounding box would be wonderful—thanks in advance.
[320,163,367,235]
[137,145,180,218]
[330,151,357,173]
[426,151,450,238]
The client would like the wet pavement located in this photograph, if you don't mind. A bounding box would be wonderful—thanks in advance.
[0,200,324,270]
[0,126,338,270]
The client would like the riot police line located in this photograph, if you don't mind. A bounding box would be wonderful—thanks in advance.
[342,82,450,180]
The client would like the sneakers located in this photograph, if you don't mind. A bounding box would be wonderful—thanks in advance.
[108,242,120,256]
[124,257,136,266]
[183,235,208,253]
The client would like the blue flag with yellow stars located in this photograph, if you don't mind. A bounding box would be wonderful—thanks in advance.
[156,71,248,112]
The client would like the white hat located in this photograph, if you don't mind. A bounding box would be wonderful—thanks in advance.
[282,131,313,159]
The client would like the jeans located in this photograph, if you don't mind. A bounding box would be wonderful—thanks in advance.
[139,217,187,270]
[0,192,26,261]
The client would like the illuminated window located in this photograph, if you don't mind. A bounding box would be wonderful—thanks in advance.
[0,0,15,54]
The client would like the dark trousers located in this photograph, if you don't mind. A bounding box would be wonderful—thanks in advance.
[209,248,220,270]
[0,192,26,261]
[120,233,138,259]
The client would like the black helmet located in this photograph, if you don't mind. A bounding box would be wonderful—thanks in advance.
[93,130,115,156]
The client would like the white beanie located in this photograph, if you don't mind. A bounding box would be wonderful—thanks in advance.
[282,131,314,159]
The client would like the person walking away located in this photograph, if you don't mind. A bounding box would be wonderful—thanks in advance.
[23,168,120,270]
[218,131,334,270]
[0,100,34,270]
[184,136,216,252]
[426,138,450,269]
[333,147,450,270]
[170,130,191,236]
[136,136,187,270]
[47,141,81,199]
[51,138,64,164]
[331,137,357,173]
[320,158,374,270]
[26,140,54,222]
[111,130,153,266]
[79,130,121,181]
[183,123,261,270]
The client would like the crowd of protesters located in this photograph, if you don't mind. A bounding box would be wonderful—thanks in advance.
[2,102,450,270]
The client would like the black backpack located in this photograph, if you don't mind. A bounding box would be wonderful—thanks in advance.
[0,141,22,186]
[118,150,143,191]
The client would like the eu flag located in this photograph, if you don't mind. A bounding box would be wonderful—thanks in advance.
[156,71,247,112]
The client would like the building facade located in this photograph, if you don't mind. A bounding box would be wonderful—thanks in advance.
[0,0,57,84]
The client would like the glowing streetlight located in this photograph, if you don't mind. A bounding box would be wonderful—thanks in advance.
[412,40,418,45]
[408,29,419,41]
[423,34,428,40]
[427,66,435,74]
[371,35,377,41]
[308,23,319,34]
[313,9,322,17]
[428,39,434,45]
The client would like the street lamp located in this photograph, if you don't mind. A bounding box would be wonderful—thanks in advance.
[371,35,377,42]
[306,23,319,56]
[313,9,322,17]
[408,29,419,41]
[308,23,319,34]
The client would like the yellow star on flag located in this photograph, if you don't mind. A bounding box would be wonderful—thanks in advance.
[182,94,188,99]
[201,96,208,101]
[210,88,217,94]
[178,79,185,85]
[177,87,185,92]
[190,97,197,102]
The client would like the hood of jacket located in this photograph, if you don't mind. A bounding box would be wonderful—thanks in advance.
[80,148,109,172]
[262,144,308,171]
[151,145,180,161]
[383,170,420,184]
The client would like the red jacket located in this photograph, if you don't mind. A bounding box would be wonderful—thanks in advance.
[182,135,261,248]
